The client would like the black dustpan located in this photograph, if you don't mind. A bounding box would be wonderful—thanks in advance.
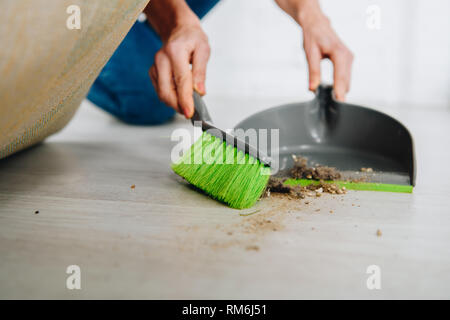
[235,85,415,192]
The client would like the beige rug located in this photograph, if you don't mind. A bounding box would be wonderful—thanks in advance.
[0,0,149,159]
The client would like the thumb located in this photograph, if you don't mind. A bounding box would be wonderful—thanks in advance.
[192,44,210,96]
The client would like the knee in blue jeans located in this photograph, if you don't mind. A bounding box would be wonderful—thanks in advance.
[88,75,175,125]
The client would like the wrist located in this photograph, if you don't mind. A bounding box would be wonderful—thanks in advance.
[172,7,201,28]
[294,0,328,29]
[145,0,201,42]
[167,12,201,37]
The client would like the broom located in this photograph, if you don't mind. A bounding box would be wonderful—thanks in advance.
[172,92,271,209]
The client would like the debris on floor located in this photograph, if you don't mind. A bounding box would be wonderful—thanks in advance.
[265,156,347,200]
[130,184,136,190]
[266,177,304,199]
[177,155,363,253]
[376,229,382,237]
[177,195,294,252]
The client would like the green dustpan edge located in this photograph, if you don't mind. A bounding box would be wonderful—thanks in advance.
[284,179,413,193]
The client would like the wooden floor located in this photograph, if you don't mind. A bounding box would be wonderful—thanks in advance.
[1,99,449,299]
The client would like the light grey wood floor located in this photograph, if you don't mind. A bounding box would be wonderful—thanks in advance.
[1,99,449,299]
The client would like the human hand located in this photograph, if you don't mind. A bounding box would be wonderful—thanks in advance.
[274,0,353,101]
[149,19,210,118]
[301,14,353,101]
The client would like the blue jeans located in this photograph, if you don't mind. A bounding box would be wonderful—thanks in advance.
[87,0,220,125]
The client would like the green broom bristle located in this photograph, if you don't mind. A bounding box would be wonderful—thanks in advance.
[172,132,271,209]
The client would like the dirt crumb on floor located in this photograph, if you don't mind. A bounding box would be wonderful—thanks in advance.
[376,229,382,237]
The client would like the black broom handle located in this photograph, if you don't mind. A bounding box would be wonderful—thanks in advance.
[191,91,213,124]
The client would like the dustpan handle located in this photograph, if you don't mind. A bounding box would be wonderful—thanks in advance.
[314,84,334,105]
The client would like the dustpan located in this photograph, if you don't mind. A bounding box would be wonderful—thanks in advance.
[234,85,416,193]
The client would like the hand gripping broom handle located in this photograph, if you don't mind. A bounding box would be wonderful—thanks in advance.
[191,91,213,124]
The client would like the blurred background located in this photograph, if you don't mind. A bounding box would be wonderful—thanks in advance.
[197,0,449,128]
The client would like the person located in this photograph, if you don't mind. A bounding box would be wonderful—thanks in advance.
[88,0,353,125]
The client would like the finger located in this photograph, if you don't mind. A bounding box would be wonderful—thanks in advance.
[305,44,322,92]
[166,45,194,118]
[153,52,179,113]
[192,43,210,96]
[330,46,353,101]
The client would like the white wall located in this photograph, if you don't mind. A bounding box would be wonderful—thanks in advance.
[201,0,450,113]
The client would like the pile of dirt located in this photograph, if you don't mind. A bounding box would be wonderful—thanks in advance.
[290,155,341,180]
[266,155,346,198]
[266,177,347,199]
